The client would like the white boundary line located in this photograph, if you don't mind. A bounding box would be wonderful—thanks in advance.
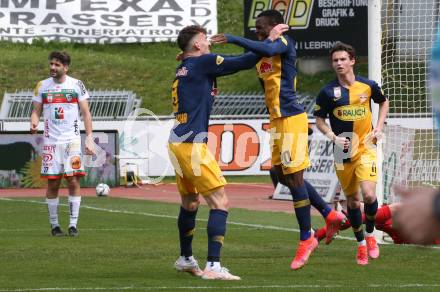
[4,197,440,249]
[0,198,355,241]
[1,283,440,291]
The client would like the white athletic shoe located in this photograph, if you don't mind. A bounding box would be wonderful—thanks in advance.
[201,266,241,280]
[174,256,203,277]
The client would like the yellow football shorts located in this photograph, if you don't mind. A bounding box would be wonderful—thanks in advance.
[335,149,378,196]
[168,142,226,196]
[270,112,310,175]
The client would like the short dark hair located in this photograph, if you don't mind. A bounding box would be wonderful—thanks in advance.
[330,42,356,60]
[48,51,70,66]
[177,25,207,52]
[257,10,285,25]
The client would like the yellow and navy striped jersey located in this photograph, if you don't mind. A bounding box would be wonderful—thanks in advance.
[226,34,304,120]
[314,76,387,160]
[169,53,259,143]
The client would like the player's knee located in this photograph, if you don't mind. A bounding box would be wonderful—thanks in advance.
[203,187,229,211]
[222,196,230,210]
[363,192,376,204]
[284,172,304,189]
[66,177,79,187]
[213,194,229,210]
[182,195,200,211]
[186,200,200,211]
[348,199,361,209]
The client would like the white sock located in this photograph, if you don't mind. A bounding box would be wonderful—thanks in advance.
[365,232,374,237]
[206,261,221,271]
[358,240,366,246]
[68,196,81,228]
[46,197,59,228]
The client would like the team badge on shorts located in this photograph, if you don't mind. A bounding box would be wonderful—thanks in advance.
[70,156,81,170]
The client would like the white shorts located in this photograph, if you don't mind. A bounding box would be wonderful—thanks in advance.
[41,140,86,179]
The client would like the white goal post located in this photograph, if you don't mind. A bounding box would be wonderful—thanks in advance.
[369,0,440,243]
[369,0,440,207]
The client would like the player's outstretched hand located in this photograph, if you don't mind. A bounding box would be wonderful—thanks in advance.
[210,34,228,44]
[393,185,440,245]
[268,24,289,41]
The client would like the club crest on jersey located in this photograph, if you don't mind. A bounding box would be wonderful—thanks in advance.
[333,87,342,100]
[66,93,73,102]
[216,55,224,65]
[47,93,53,103]
[54,107,64,119]
[259,59,273,74]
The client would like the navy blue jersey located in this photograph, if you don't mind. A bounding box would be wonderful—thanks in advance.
[169,53,259,143]
[226,34,304,119]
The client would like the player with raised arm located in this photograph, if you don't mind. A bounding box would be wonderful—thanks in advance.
[169,25,286,280]
[313,42,389,265]
[211,10,345,270]
[30,51,94,237]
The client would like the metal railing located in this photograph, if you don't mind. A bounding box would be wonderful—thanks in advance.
[0,90,141,120]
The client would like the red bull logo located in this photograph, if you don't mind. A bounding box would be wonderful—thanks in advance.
[247,0,314,29]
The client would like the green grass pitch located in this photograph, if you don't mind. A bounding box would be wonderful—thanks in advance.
[0,196,439,291]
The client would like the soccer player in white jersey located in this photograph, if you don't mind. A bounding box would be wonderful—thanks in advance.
[30,51,94,237]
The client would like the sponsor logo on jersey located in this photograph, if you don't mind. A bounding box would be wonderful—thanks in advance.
[52,120,68,126]
[43,145,56,153]
[54,107,64,119]
[259,59,273,74]
[42,153,53,163]
[70,156,81,170]
[47,94,53,103]
[78,80,87,96]
[176,66,188,77]
[44,119,49,137]
[333,87,342,100]
[333,105,367,121]
[216,55,224,65]
[74,119,79,135]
